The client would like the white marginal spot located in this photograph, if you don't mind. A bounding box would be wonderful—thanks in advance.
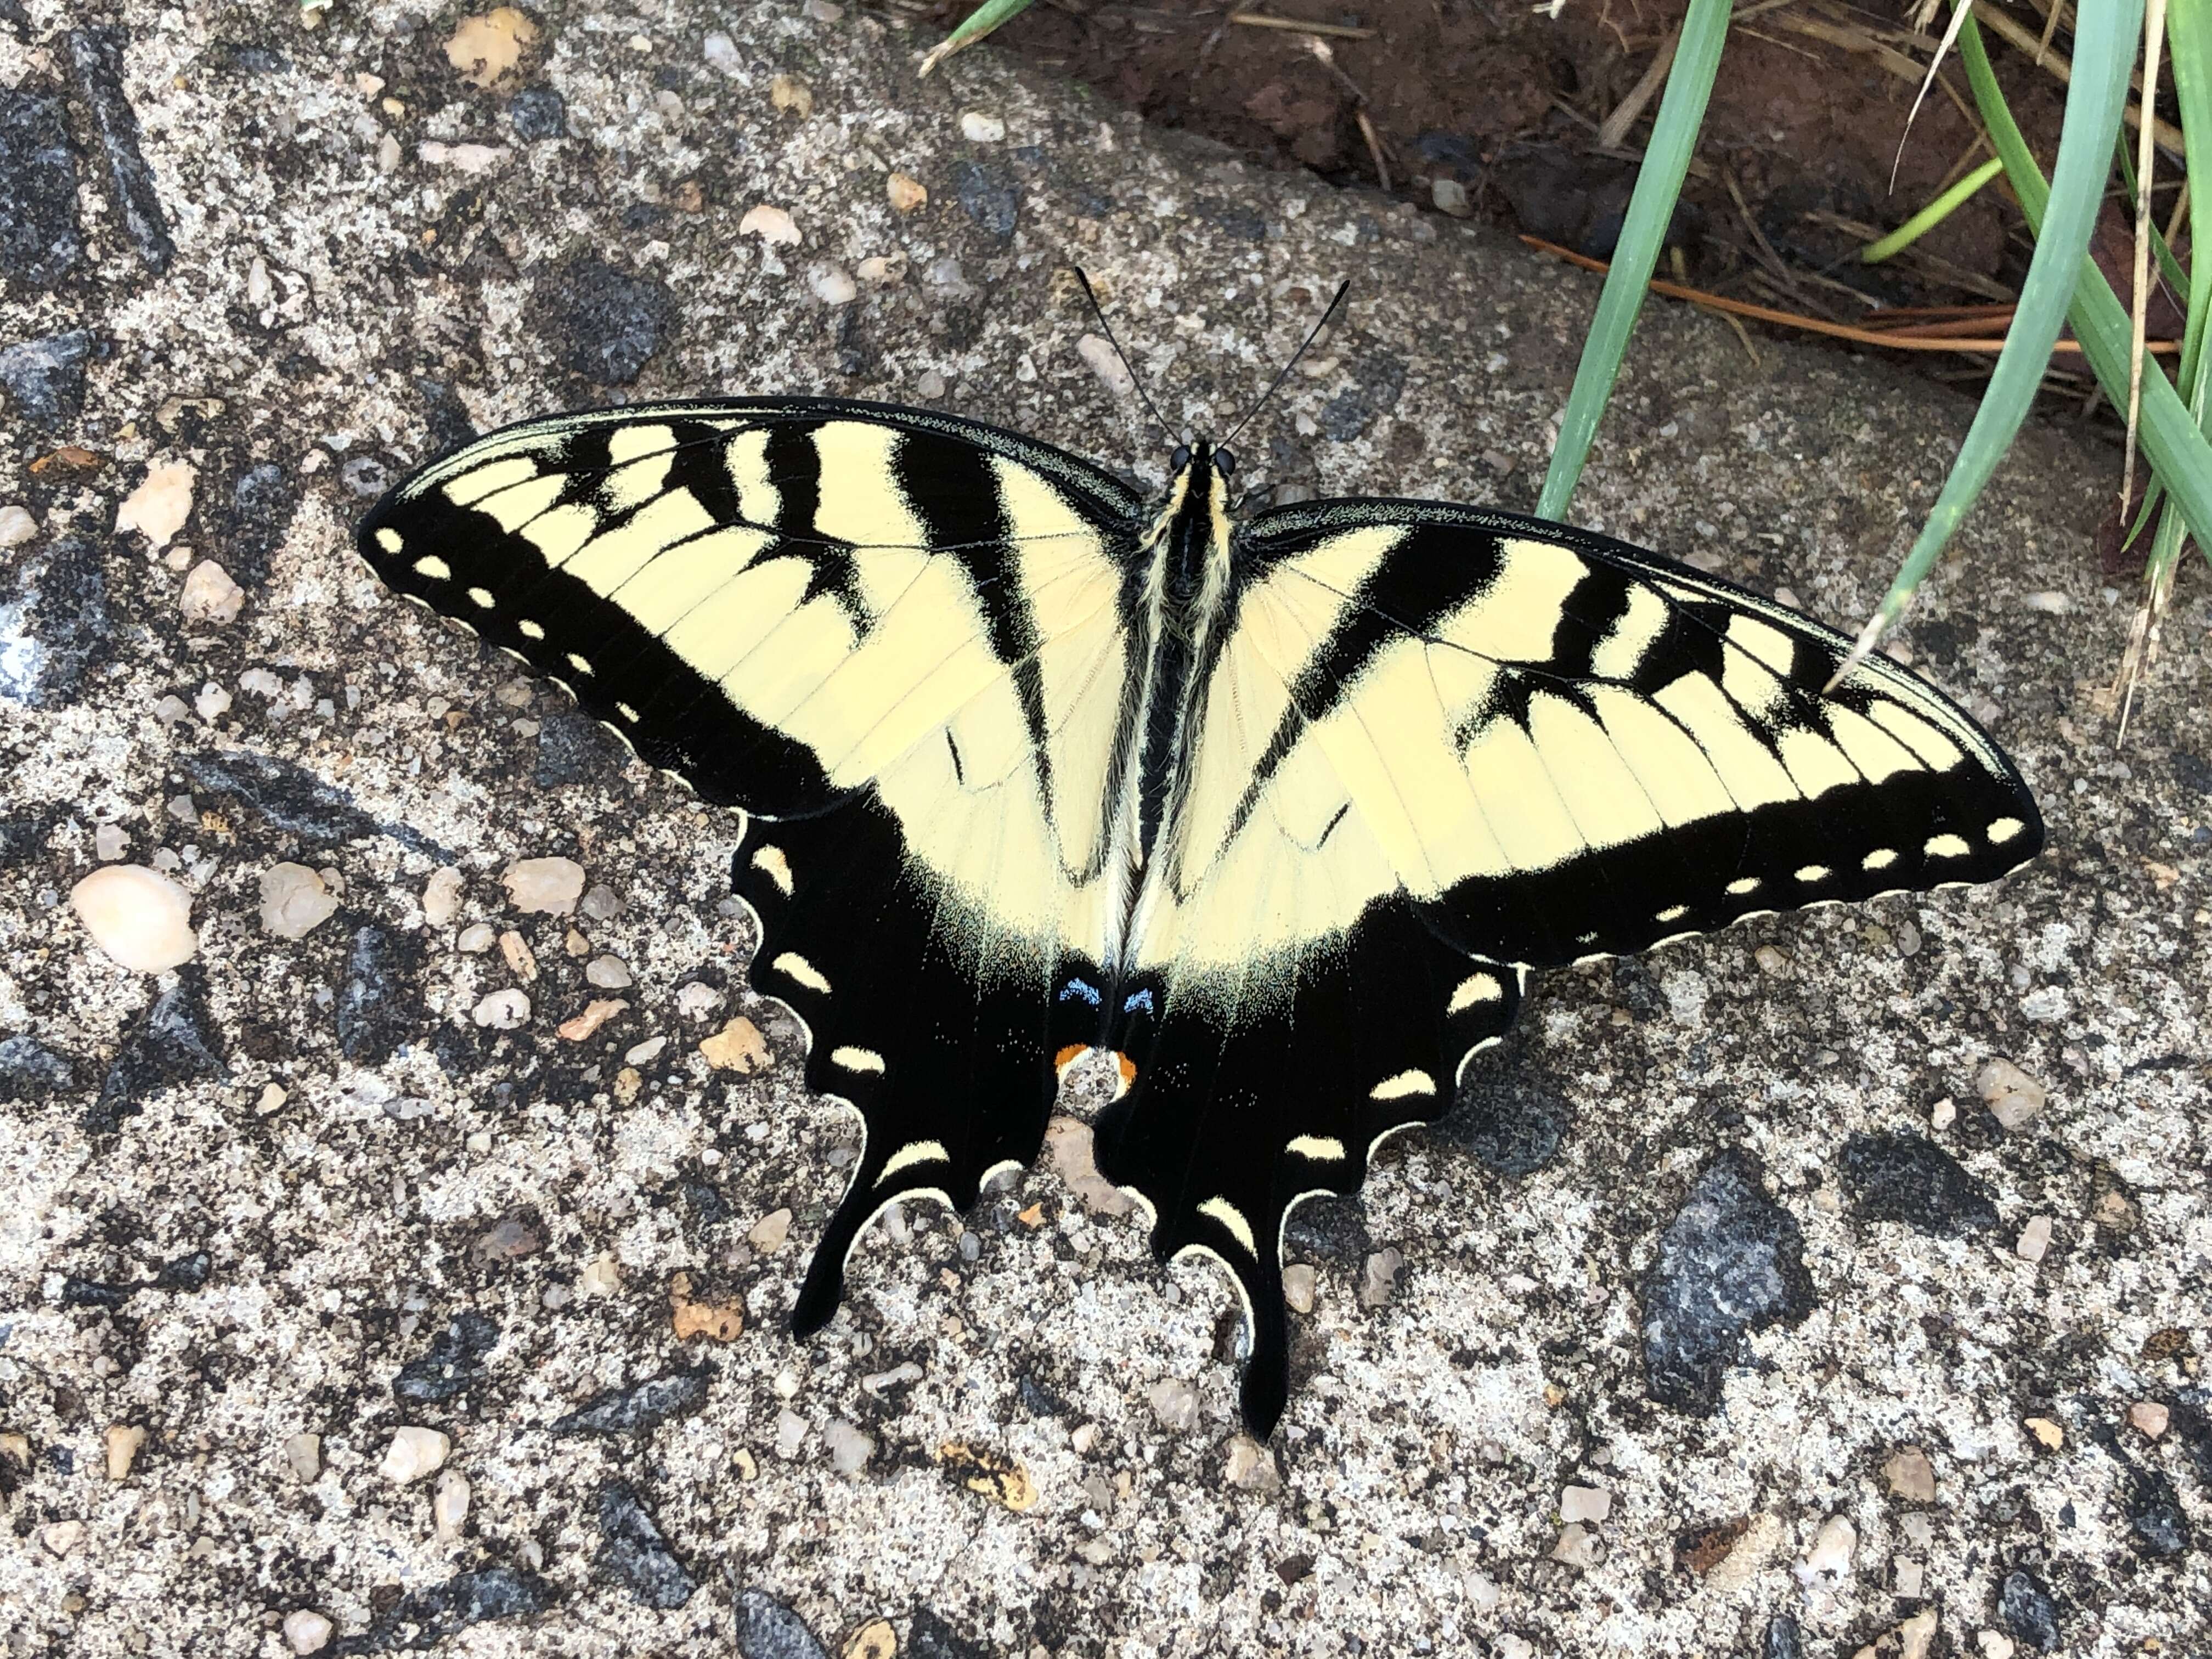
[1197,1196,1255,1254]
[1925,833,1971,859]
[1862,847,1899,871]
[616,701,641,723]
[1285,1135,1346,1162]
[1369,1070,1436,1102]
[1794,864,1830,883]
[831,1046,885,1074]
[412,554,452,579]
[1988,816,2025,844]
[517,618,546,640]
[467,586,496,608]
[1448,972,1504,1014]
[1725,876,1762,896]
[751,845,794,895]
[1655,903,1689,923]
[877,1139,949,1183]
[567,652,593,676]
[376,527,405,553]
[772,951,831,993]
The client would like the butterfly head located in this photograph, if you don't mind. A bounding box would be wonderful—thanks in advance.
[1167,438,1238,485]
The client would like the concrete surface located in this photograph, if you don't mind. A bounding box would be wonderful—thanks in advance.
[2,1,2207,1655]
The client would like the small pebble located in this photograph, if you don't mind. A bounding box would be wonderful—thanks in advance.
[0,503,37,545]
[261,862,339,938]
[1430,177,1471,217]
[1494,1638,1534,1659]
[379,1426,450,1485]
[557,997,628,1040]
[1046,1115,1136,1216]
[699,1015,771,1072]
[1977,1635,2016,1659]
[1147,1378,1198,1433]
[562,924,589,956]
[1882,1446,1936,1502]
[1224,1434,1280,1492]
[624,1035,667,1065]
[283,1610,334,1655]
[1795,1514,1855,1585]
[93,822,128,861]
[105,1424,145,1480]
[40,1520,83,1559]
[915,370,947,399]
[769,72,812,117]
[70,865,198,972]
[810,263,857,305]
[502,856,585,914]
[2024,1416,2064,1449]
[580,882,620,920]
[843,1621,895,1659]
[1282,1263,1316,1313]
[825,1418,873,1475]
[2130,1400,2170,1438]
[1929,1096,1957,1130]
[1078,334,1136,398]
[458,922,496,953]
[1358,1246,1403,1308]
[433,1469,470,1540]
[179,560,245,624]
[472,1216,541,1262]
[959,110,1005,142]
[422,866,464,927]
[702,30,739,72]
[803,0,842,19]
[473,988,531,1029]
[675,980,723,1019]
[284,1432,321,1482]
[739,204,801,246]
[581,1254,620,1296]
[2015,1215,2053,1262]
[748,1208,792,1252]
[1560,1485,1612,1524]
[115,459,196,548]
[1550,1523,1602,1568]
[1977,1058,2047,1130]
[585,954,633,989]
[1898,1609,1938,1659]
[887,171,927,213]
[1895,1557,1926,1598]
[774,1408,807,1459]
[669,1271,744,1341]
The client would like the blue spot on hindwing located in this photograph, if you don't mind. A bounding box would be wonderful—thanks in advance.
[1058,978,1102,1006]
[1122,988,1154,1015]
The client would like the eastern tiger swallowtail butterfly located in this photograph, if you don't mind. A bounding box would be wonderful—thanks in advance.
[358,390,2041,1434]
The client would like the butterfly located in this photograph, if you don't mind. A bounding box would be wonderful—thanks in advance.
[358,379,2041,1434]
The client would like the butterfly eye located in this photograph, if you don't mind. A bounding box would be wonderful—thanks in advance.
[1214,447,1238,476]
[1169,444,1192,472]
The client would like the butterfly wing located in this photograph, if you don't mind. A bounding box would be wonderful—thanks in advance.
[357,398,1146,1324]
[1097,498,2040,1431]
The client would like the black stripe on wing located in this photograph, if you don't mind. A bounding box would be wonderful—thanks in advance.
[1094,905,1522,1436]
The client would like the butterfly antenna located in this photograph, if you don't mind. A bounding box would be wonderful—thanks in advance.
[1222,279,1351,449]
[1073,267,1181,450]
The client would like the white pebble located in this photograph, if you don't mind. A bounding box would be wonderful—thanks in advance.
[1224,1434,1280,1491]
[1358,1246,1403,1308]
[1978,1635,2017,1659]
[115,459,196,549]
[702,31,740,74]
[739,203,801,246]
[959,110,1005,143]
[1146,1378,1198,1433]
[261,862,339,939]
[1282,1262,1316,1313]
[501,856,584,914]
[2015,1215,2053,1262]
[239,667,283,697]
[675,980,723,1019]
[1077,334,1136,399]
[179,560,245,624]
[623,1035,667,1065]
[433,1469,470,1539]
[1494,1637,1535,1659]
[0,504,38,546]
[580,1252,620,1296]
[1977,1057,2047,1130]
[586,954,633,989]
[1431,177,1472,217]
[1795,1513,1857,1585]
[1561,1484,1612,1524]
[416,866,461,927]
[283,1610,334,1655]
[774,1408,808,1459]
[473,988,532,1029]
[93,822,128,861]
[195,682,233,721]
[809,263,857,305]
[748,1208,792,1251]
[70,865,198,972]
[284,1432,321,1482]
[458,922,496,953]
[379,1426,450,1485]
[802,0,841,19]
[825,1418,873,1474]
[1550,1522,1602,1567]
[1463,1570,1499,1611]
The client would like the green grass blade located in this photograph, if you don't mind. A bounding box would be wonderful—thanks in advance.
[1861,157,2004,264]
[918,0,1037,75]
[2168,0,2212,426]
[1840,0,2147,667]
[1961,8,2212,561]
[2112,134,2193,304]
[1537,0,1732,521]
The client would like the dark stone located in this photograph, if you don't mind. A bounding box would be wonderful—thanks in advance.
[89,973,228,1135]
[392,1311,500,1406]
[178,749,447,857]
[337,925,422,1066]
[0,330,92,430]
[1998,1568,2060,1650]
[509,84,568,142]
[593,1484,695,1610]
[334,1566,555,1654]
[1282,1192,1369,1262]
[534,713,620,787]
[221,42,291,74]
[1413,130,1482,180]
[1490,140,1687,261]
[1760,1613,1802,1659]
[66,29,175,273]
[2,538,110,711]
[907,1607,988,1659]
[221,462,295,587]
[152,1249,210,1290]
[0,87,82,283]
[1639,1150,1814,1415]
[1017,1374,1068,1418]
[413,379,478,456]
[59,1275,133,1309]
[539,257,671,386]
[2168,1391,2212,1487]
[733,1589,830,1659]
[0,806,60,867]
[1840,1132,1999,1236]
[552,1370,710,1437]
[1318,356,1406,442]
[950,160,1019,239]
[679,1176,732,1224]
[0,1034,77,1102]
[2124,1465,2191,1557]
[1433,1028,1569,1176]
[341,455,392,499]
[1195,198,1267,240]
